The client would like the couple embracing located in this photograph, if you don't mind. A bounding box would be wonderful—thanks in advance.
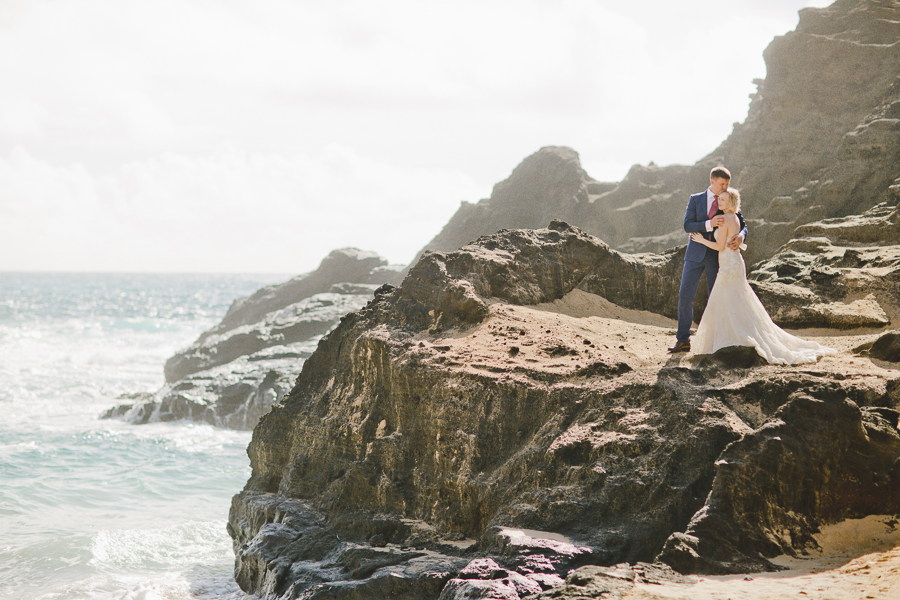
[668,167,834,365]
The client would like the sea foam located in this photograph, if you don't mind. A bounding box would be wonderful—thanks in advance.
[0,272,278,600]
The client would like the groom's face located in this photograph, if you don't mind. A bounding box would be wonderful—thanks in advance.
[710,177,730,195]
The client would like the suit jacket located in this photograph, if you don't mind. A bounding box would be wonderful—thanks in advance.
[683,191,749,263]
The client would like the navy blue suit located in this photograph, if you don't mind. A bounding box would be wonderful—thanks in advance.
[676,192,748,343]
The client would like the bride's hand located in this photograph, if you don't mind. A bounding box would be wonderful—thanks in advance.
[690,232,704,244]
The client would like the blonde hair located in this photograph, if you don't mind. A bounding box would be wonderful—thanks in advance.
[721,187,741,213]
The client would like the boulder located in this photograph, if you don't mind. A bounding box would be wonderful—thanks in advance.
[747,221,900,328]
[227,494,465,600]
[855,330,900,362]
[657,392,900,574]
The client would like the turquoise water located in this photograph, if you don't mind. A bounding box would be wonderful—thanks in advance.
[0,273,286,600]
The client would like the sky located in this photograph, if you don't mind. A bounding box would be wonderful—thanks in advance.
[0,0,833,274]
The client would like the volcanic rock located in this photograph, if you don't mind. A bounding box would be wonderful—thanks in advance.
[165,248,400,383]
[414,146,696,267]
[227,493,468,600]
[657,392,900,574]
[746,202,900,329]
[855,330,900,361]
[228,221,900,599]
[528,562,695,600]
[103,248,403,430]
[416,146,593,259]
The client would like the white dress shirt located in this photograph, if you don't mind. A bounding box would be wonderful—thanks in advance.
[705,188,718,232]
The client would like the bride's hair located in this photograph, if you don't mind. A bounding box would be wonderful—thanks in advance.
[724,187,741,213]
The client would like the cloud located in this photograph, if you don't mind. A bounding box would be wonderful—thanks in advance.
[0,1,637,139]
[0,0,836,272]
[0,145,481,272]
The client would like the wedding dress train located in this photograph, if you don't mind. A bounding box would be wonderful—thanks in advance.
[692,235,836,365]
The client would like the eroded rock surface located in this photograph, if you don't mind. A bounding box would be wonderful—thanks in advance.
[658,392,900,574]
[748,202,900,329]
[103,248,403,430]
[165,249,401,383]
[229,222,900,599]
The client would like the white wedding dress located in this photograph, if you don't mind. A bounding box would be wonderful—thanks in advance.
[692,231,836,365]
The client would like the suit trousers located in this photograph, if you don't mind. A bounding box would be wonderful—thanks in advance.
[676,250,720,342]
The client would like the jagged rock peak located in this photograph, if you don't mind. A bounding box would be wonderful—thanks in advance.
[210,247,390,341]
[488,146,590,212]
[413,147,600,261]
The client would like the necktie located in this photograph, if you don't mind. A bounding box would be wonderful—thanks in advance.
[709,195,718,220]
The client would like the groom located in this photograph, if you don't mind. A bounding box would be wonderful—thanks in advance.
[668,167,748,353]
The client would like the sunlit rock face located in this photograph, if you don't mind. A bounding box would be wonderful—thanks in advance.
[417,0,900,269]
[744,202,900,330]
[732,0,900,215]
[102,248,403,430]
[165,248,397,383]
[228,222,900,599]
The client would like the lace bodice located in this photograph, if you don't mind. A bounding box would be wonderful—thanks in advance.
[693,229,835,365]
[711,228,744,283]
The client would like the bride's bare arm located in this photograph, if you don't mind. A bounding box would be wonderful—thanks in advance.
[690,231,726,251]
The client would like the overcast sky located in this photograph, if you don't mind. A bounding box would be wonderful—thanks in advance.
[0,0,832,274]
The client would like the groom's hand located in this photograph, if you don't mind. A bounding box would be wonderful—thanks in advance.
[711,215,726,227]
[727,233,745,250]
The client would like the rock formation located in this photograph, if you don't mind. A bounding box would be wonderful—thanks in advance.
[657,390,900,574]
[100,1,900,597]
[103,248,403,430]
[727,0,900,219]
[228,221,900,599]
[416,0,900,270]
[112,0,899,438]
[745,199,900,330]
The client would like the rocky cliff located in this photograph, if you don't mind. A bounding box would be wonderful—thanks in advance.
[228,220,900,599]
[103,1,900,596]
[103,248,403,430]
[416,0,900,269]
[112,0,899,436]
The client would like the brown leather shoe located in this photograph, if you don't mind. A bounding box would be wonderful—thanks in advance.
[668,341,691,353]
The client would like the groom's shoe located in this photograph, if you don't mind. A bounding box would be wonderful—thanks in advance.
[668,341,691,353]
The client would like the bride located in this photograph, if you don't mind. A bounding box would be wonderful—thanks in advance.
[688,188,835,365]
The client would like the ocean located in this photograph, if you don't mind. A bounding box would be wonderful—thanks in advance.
[0,272,289,600]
